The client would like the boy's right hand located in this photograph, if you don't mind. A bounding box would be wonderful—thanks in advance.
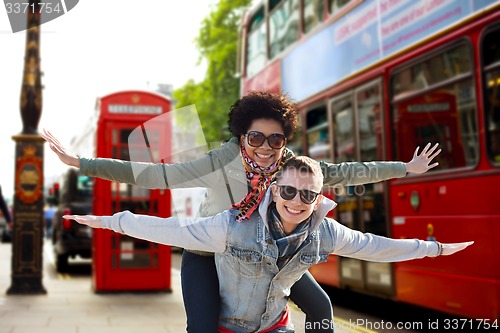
[41,129,80,168]
[63,215,103,228]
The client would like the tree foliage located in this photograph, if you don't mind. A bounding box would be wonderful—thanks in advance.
[173,0,253,144]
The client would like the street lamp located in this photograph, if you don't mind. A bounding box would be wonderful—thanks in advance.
[7,0,47,295]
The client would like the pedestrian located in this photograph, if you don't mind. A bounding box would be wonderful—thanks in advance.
[44,204,55,239]
[66,156,473,333]
[41,91,441,333]
[0,185,12,243]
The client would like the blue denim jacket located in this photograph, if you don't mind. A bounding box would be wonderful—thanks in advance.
[102,186,440,332]
[216,210,331,332]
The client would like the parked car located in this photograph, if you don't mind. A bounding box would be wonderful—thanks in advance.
[52,169,93,272]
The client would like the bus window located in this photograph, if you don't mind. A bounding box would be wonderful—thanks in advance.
[329,0,351,15]
[482,26,500,165]
[330,94,358,238]
[391,44,478,170]
[331,94,354,163]
[413,45,471,89]
[269,0,299,59]
[303,0,324,34]
[287,112,304,156]
[356,83,383,162]
[306,105,330,161]
[246,6,266,78]
[356,82,387,237]
[393,45,471,97]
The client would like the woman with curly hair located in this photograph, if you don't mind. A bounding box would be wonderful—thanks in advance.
[42,91,440,333]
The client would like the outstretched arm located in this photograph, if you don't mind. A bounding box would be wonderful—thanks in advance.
[66,211,231,253]
[42,129,241,190]
[326,220,472,261]
[320,143,442,187]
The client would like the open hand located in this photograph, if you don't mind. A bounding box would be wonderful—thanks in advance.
[405,143,441,174]
[441,241,474,256]
[64,214,102,228]
[41,129,80,168]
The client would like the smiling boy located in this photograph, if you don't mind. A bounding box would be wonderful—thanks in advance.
[67,156,473,333]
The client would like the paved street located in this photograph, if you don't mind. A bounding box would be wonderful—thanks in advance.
[0,241,313,333]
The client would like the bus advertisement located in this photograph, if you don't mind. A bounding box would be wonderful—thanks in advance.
[238,0,500,320]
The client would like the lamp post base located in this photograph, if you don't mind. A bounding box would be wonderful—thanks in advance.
[7,135,47,295]
[7,279,47,295]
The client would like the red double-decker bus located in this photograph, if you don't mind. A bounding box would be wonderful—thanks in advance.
[238,0,500,320]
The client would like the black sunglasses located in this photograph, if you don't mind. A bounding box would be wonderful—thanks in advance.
[277,185,320,204]
[245,131,286,149]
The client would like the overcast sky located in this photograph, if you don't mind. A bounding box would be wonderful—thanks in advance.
[0,0,221,200]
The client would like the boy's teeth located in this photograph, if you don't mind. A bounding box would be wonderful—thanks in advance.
[287,207,301,214]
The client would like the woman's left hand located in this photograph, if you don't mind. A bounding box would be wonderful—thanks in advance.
[405,143,442,174]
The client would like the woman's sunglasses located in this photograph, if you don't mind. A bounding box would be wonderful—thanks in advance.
[277,185,320,204]
[245,131,286,149]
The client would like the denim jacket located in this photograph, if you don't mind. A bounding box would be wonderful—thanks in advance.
[101,186,440,332]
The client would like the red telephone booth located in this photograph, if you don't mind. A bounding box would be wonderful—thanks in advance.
[92,90,172,292]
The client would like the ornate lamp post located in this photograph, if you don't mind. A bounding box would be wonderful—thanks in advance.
[7,0,46,295]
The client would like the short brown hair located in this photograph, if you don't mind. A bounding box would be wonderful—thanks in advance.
[275,156,323,181]
[227,91,299,140]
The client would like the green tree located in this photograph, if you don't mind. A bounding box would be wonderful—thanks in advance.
[174,0,252,144]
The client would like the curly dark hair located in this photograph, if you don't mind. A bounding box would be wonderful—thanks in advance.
[227,91,299,140]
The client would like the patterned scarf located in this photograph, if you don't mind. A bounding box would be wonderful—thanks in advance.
[231,144,285,222]
[268,203,311,269]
